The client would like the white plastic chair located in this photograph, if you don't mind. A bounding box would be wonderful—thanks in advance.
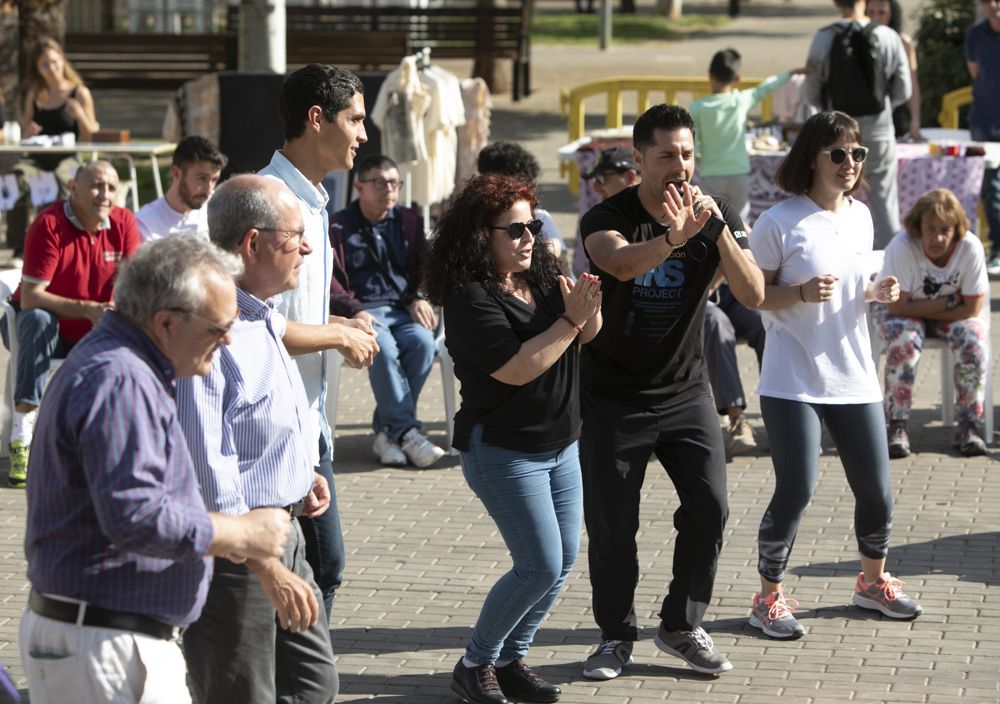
[324,327,458,456]
[867,251,994,444]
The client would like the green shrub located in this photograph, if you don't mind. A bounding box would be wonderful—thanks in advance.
[913,0,976,127]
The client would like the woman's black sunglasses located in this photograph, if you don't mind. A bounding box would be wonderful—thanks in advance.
[491,219,544,240]
[820,146,869,164]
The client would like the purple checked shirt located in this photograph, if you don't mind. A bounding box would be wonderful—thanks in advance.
[24,311,215,627]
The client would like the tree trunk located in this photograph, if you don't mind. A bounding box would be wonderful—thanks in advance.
[472,0,510,95]
[656,0,681,19]
[1,2,17,116]
[17,0,65,91]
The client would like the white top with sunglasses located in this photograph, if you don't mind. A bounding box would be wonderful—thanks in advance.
[750,194,882,404]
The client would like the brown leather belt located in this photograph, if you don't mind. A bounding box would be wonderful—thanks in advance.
[29,589,178,640]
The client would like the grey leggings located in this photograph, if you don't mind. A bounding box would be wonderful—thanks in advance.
[757,396,893,583]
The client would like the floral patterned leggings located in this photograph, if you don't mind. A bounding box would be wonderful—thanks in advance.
[875,306,988,424]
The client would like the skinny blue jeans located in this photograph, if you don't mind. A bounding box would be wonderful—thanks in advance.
[460,424,582,665]
[366,304,436,441]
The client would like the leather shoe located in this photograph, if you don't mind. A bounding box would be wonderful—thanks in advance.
[496,659,560,703]
[451,659,509,704]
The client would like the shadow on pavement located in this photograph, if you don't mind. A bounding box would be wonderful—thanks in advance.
[789,532,1000,587]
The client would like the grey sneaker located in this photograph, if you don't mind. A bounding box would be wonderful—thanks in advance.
[582,639,633,680]
[400,427,446,468]
[986,254,1000,277]
[726,417,757,455]
[852,572,923,620]
[748,591,805,639]
[954,422,987,457]
[372,431,407,466]
[654,624,733,674]
[887,422,910,459]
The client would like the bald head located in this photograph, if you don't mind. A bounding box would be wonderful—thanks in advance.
[207,174,298,252]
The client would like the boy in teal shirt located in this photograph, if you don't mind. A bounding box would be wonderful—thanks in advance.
[690,49,802,221]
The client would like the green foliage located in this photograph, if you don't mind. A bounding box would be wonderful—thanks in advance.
[530,12,726,45]
[913,0,975,127]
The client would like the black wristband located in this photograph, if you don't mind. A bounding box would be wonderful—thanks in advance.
[700,215,726,244]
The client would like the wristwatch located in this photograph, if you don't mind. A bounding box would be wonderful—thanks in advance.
[946,293,961,310]
[700,215,726,244]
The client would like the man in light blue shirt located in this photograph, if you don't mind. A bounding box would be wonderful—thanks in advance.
[260,63,379,620]
[177,174,338,704]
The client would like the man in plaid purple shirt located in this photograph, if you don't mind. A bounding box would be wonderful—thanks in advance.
[20,236,293,704]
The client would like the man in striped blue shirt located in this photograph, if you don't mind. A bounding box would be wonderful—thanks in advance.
[21,236,292,704]
[177,174,338,704]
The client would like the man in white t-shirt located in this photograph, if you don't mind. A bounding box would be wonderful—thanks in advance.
[136,136,226,242]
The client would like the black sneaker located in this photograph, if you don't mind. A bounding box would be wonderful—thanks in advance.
[887,422,910,459]
[495,659,560,703]
[452,659,509,704]
[955,422,987,457]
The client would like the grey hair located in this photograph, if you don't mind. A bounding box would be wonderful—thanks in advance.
[208,174,284,252]
[72,159,117,183]
[114,235,243,326]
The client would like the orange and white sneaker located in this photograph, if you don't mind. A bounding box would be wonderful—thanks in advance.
[852,572,923,620]
[748,591,805,639]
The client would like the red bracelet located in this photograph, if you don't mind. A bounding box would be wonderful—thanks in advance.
[560,314,582,334]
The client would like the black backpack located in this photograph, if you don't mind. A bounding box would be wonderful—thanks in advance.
[823,21,887,117]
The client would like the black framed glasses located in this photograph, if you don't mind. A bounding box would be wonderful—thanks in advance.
[820,146,869,164]
[358,177,404,190]
[168,307,240,337]
[491,219,544,240]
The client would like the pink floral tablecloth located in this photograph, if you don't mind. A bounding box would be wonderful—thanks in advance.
[573,140,986,229]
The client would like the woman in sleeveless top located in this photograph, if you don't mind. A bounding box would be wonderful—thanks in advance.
[4,38,100,262]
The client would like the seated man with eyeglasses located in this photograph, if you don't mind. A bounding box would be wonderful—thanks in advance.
[573,147,641,278]
[329,154,445,468]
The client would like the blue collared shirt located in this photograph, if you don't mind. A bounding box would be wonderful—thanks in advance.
[24,311,214,627]
[177,288,314,514]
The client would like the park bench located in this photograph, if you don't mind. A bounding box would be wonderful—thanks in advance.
[285,30,411,71]
[227,3,533,100]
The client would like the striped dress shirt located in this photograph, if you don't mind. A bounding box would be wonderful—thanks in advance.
[24,311,214,627]
[177,287,314,514]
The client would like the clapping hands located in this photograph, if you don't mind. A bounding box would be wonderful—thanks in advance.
[559,273,602,327]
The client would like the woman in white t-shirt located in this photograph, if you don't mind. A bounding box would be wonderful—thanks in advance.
[876,188,989,458]
[747,111,923,641]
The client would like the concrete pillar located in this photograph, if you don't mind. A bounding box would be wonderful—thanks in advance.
[239,0,285,74]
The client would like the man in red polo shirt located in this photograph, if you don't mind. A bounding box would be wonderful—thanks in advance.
[4,160,139,487]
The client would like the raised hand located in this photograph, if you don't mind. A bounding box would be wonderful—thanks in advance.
[559,273,602,328]
[662,182,712,245]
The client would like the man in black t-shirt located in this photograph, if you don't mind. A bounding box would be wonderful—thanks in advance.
[578,104,764,679]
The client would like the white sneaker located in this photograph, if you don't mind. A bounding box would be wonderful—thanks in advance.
[399,428,446,468]
[986,254,1000,277]
[372,431,407,466]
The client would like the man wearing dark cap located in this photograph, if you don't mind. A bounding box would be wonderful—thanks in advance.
[573,147,641,277]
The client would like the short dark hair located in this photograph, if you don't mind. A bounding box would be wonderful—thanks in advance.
[709,49,742,84]
[172,135,227,171]
[775,111,864,195]
[426,174,560,306]
[356,154,399,179]
[279,64,364,141]
[476,141,542,182]
[633,104,695,152]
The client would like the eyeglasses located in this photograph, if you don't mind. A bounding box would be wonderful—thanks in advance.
[358,178,404,190]
[255,227,306,249]
[820,146,869,164]
[491,219,544,240]
[168,308,240,337]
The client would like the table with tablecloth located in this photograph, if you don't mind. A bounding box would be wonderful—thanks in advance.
[563,138,986,231]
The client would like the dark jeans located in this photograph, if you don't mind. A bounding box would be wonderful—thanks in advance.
[581,387,728,639]
[757,397,893,583]
[970,124,1000,253]
[704,285,765,414]
[183,521,338,704]
[299,434,345,622]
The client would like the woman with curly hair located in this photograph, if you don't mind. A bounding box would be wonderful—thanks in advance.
[876,188,989,458]
[427,174,602,704]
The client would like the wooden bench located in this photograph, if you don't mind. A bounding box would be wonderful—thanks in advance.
[228,4,533,100]
[64,33,237,90]
[286,31,411,71]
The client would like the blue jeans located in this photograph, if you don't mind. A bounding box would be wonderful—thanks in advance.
[460,424,583,664]
[970,124,1000,253]
[366,304,436,441]
[299,434,345,622]
[8,306,71,407]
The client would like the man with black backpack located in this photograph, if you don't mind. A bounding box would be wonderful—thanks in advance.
[803,0,911,249]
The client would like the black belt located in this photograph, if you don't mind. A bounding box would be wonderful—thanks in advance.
[29,589,178,641]
[284,498,306,518]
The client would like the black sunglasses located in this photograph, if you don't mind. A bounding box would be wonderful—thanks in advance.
[820,146,869,164]
[491,219,544,240]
